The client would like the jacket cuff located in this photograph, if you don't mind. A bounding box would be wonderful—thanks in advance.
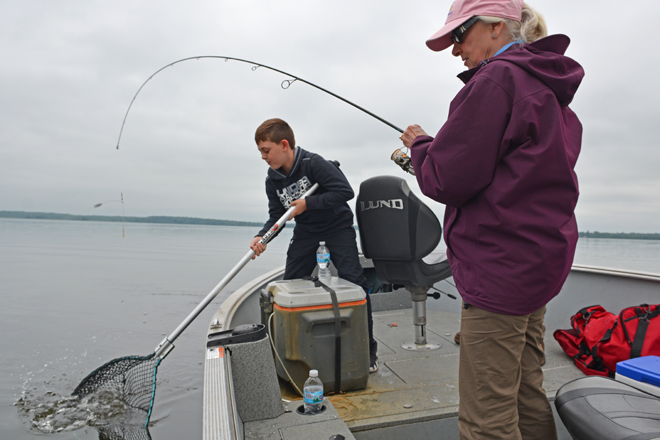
[410,135,434,150]
[410,135,434,167]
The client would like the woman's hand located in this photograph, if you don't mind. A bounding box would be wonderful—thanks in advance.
[289,199,307,220]
[400,125,428,149]
[250,236,267,259]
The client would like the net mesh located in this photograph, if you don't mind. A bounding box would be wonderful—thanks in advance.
[72,353,161,425]
[98,425,152,440]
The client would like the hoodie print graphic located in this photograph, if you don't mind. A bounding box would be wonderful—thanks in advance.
[277,176,312,208]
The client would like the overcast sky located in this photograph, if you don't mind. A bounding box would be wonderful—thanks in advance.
[2,0,658,233]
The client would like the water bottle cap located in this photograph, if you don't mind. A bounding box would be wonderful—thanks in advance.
[309,369,318,377]
[319,241,325,246]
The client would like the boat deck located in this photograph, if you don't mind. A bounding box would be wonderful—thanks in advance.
[214,265,660,439]
[276,285,582,438]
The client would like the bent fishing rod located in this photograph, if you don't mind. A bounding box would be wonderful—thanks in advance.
[116,55,404,150]
[115,56,415,175]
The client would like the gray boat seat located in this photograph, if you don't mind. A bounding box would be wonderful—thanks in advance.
[555,376,660,440]
[356,175,451,348]
[355,176,451,287]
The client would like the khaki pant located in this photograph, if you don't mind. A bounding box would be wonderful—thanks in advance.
[458,305,557,440]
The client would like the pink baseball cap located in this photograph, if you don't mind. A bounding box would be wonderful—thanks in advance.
[426,0,524,51]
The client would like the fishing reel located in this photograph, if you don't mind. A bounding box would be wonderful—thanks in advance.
[391,148,415,176]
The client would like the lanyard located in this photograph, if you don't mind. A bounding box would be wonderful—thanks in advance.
[494,40,524,57]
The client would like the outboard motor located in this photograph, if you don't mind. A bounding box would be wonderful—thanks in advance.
[356,176,452,350]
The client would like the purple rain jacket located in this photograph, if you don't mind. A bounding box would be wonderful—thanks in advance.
[410,35,584,316]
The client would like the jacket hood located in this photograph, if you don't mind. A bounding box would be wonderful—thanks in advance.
[459,34,584,106]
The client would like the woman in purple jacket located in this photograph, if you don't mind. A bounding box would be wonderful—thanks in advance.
[399,0,584,438]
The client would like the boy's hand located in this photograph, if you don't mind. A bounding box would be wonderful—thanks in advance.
[289,199,307,220]
[250,236,267,259]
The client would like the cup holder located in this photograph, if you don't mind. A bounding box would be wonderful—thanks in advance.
[296,404,327,415]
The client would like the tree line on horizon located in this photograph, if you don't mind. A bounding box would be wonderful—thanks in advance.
[578,231,660,240]
[0,211,263,227]
[2,211,659,240]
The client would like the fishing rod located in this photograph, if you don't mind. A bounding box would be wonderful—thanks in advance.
[116,55,404,150]
[115,56,415,175]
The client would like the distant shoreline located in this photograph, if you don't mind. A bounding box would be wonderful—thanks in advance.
[2,211,659,240]
[0,210,263,228]
[578,231,660,240]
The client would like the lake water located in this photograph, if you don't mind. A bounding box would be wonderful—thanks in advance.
[1,218,659,439]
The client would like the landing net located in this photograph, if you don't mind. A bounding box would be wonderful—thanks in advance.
[72,353,161,426]
[98,425,152,440]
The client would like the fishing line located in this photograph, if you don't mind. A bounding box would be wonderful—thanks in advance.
[93,193,125,237]
[115,55,404,151]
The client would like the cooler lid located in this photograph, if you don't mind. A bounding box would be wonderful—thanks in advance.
[616,356,660,387]
[270,277,366,308]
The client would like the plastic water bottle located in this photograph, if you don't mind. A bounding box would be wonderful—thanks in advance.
[303,369,324,414]
[316,241,331,281]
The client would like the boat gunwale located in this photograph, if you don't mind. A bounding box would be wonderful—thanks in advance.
[571,264,660,282]
[213,265,285,331]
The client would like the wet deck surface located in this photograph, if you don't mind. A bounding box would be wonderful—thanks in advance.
[279,288,583,433]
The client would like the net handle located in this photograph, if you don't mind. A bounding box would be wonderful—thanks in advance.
[155,182,320,357]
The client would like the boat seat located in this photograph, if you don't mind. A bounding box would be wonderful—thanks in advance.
[356,175,451,349]
[555,376,660,440]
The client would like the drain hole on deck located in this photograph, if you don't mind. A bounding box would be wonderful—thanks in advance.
[296,404,327,415]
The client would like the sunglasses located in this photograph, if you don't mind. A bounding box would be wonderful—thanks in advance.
[450,16,480,44]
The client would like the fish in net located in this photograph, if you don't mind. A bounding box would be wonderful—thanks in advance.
[72,354,162,426]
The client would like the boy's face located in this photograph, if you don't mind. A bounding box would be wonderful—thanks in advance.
[257,140,291,171]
